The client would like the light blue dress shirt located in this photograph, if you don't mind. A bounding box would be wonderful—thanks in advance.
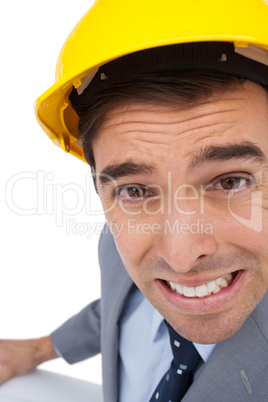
[119,286,216,402]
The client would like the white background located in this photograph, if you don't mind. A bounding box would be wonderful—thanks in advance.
[0,0,103,384]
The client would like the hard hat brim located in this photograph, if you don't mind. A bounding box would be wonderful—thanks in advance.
[35,0,268,163]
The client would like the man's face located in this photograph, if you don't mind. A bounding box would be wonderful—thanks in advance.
[93,81,268,344]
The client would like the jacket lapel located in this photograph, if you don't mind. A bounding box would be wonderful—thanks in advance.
[99,228,133,402]
[183,292,268,401]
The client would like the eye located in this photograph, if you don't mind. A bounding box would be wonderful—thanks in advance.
[122,186,146,198]
[215,177,248,190]
[115,184,154,201]
[205,174,254,193]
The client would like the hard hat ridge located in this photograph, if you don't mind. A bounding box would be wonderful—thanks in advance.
[70,42,268,115]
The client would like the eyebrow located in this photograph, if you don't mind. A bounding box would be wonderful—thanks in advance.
[190,142,268,168]
[97,142,267,187]
[98,161,155,187]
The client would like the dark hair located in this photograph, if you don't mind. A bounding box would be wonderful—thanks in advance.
[77,72,265,174]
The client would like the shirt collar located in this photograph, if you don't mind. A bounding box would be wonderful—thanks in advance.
[151,309,216,362]
[151,306,165,342]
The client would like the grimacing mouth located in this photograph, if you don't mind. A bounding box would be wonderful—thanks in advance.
[163,271,239,299]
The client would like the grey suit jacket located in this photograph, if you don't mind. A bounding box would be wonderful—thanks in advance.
[51,227,268,402]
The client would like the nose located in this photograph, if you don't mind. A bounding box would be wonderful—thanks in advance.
[156,212,218,273]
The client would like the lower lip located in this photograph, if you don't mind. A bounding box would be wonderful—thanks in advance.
[157,270,245,314]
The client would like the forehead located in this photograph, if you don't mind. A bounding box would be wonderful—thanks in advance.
[93,81,268,170]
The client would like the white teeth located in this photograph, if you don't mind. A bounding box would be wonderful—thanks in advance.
[212,285,221,294]
[195,284,208,297]
[167,273,233,298]
[219,278,228,288]
[207,280,216,293]
[183,286,195,297]
[176,283,183,295]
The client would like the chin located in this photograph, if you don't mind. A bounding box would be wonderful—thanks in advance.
[161,310,251,345]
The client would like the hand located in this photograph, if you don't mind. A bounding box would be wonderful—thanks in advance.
[0,336,58,385]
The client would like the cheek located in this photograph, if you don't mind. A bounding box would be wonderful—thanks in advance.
[207,187,268,247]
[211,206,268,285]
[234,197,268,256]
[104,210,158,282]
[114,222,153,264]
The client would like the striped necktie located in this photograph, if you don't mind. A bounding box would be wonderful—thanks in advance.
[149,321,201,402]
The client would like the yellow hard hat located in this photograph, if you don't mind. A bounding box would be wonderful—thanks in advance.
[35,0,268,163]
